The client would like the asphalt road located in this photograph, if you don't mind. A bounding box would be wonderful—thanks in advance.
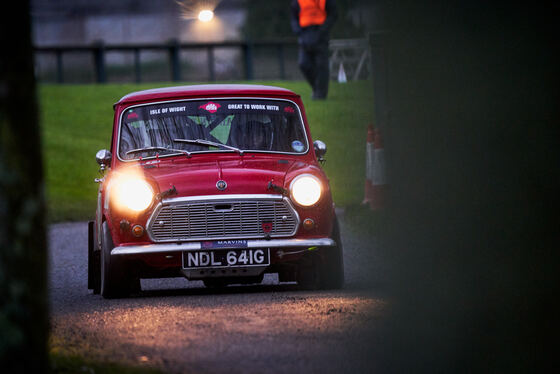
[48,213,386,373]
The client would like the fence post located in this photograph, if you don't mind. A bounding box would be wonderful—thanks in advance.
[134,48,141,83]
[93,41,106,83]
[277,44,285,80]
[243,41,254,80]
[207,45,215,81]
[169,39,181,82]
[55,49,64,83]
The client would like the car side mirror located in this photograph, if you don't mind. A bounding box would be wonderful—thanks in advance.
[95,149,112,171]
[313,140,327,162]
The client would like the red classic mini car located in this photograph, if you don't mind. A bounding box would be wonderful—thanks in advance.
[88,84,344,298]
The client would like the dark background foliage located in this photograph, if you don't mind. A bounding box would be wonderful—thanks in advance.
[242,0,366,39]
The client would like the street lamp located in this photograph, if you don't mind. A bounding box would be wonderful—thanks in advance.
[177,0,220,21]
[198,9,214,22]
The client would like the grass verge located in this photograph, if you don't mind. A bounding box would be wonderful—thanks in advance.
[49,335,163,374]
[50,352,163,374]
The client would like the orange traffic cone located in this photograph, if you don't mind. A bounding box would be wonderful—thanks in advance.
[370,127,386,210]
[362,125,375,206]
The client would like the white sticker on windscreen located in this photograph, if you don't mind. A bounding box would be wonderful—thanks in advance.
[291,140,304,152]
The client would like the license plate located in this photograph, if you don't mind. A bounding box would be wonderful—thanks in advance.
[182,248,270,269]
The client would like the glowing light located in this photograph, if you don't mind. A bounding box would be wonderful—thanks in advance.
[303,218,315,230]
[109,171,154,213]
[291,175,322,207]
[132,225,145,237]
[198,9,214,22]
[177,0,220,21]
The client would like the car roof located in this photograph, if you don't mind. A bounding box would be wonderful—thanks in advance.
[115,84,299,106]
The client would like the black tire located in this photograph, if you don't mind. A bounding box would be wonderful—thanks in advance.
[100,221,135,298]
[321,215,345,289]
[88,221,101,294]
[297,215,345,290]
[92,250,101,295]
[296,256,322,290]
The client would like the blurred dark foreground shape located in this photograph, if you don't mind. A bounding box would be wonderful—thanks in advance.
[0,1,48,372]
[370,1,559,372]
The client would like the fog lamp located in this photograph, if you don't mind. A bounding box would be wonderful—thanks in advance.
[132,225,144,237]
[303,218,315,230]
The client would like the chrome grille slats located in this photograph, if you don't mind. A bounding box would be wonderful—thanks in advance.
[148,196,299,242]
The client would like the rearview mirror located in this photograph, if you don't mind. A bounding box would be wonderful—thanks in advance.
[313,140,327,161]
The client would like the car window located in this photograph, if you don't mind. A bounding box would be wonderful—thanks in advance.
[119,99,307,160]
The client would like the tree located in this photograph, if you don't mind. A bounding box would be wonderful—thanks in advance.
[0,1,48,372]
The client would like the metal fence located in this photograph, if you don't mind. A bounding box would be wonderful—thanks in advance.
[34,40,296,84]
[33,39,370,84]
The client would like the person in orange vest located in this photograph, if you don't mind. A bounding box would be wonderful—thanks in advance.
[290,0,338,100]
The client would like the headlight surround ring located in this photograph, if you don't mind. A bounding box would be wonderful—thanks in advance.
[290,174,323,207]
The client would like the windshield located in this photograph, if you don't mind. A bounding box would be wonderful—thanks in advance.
[118,99,308,160]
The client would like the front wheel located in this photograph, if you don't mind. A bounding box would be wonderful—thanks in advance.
[321,216,345,289]
[88,220,101,294]
[297,215,345,290]
[100,221,138,298]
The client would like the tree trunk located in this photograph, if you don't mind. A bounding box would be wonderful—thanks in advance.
[0,1,49,372]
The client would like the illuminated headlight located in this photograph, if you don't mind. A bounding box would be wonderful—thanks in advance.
[110,176,154,213]
[290,174,322,207]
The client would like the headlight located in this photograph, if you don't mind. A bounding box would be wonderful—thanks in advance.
[110,175,154,213]
[290,174,322,207]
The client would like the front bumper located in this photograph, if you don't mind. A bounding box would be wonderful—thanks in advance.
[111,237,335,256]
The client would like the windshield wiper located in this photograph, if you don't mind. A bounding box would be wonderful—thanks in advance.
[126,146,191,158]
[173,138,244,155]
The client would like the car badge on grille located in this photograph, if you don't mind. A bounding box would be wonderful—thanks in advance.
[261,222,273,233]
[216,180,227,191]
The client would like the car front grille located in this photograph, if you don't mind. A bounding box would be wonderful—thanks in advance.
[147,196,299,242]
